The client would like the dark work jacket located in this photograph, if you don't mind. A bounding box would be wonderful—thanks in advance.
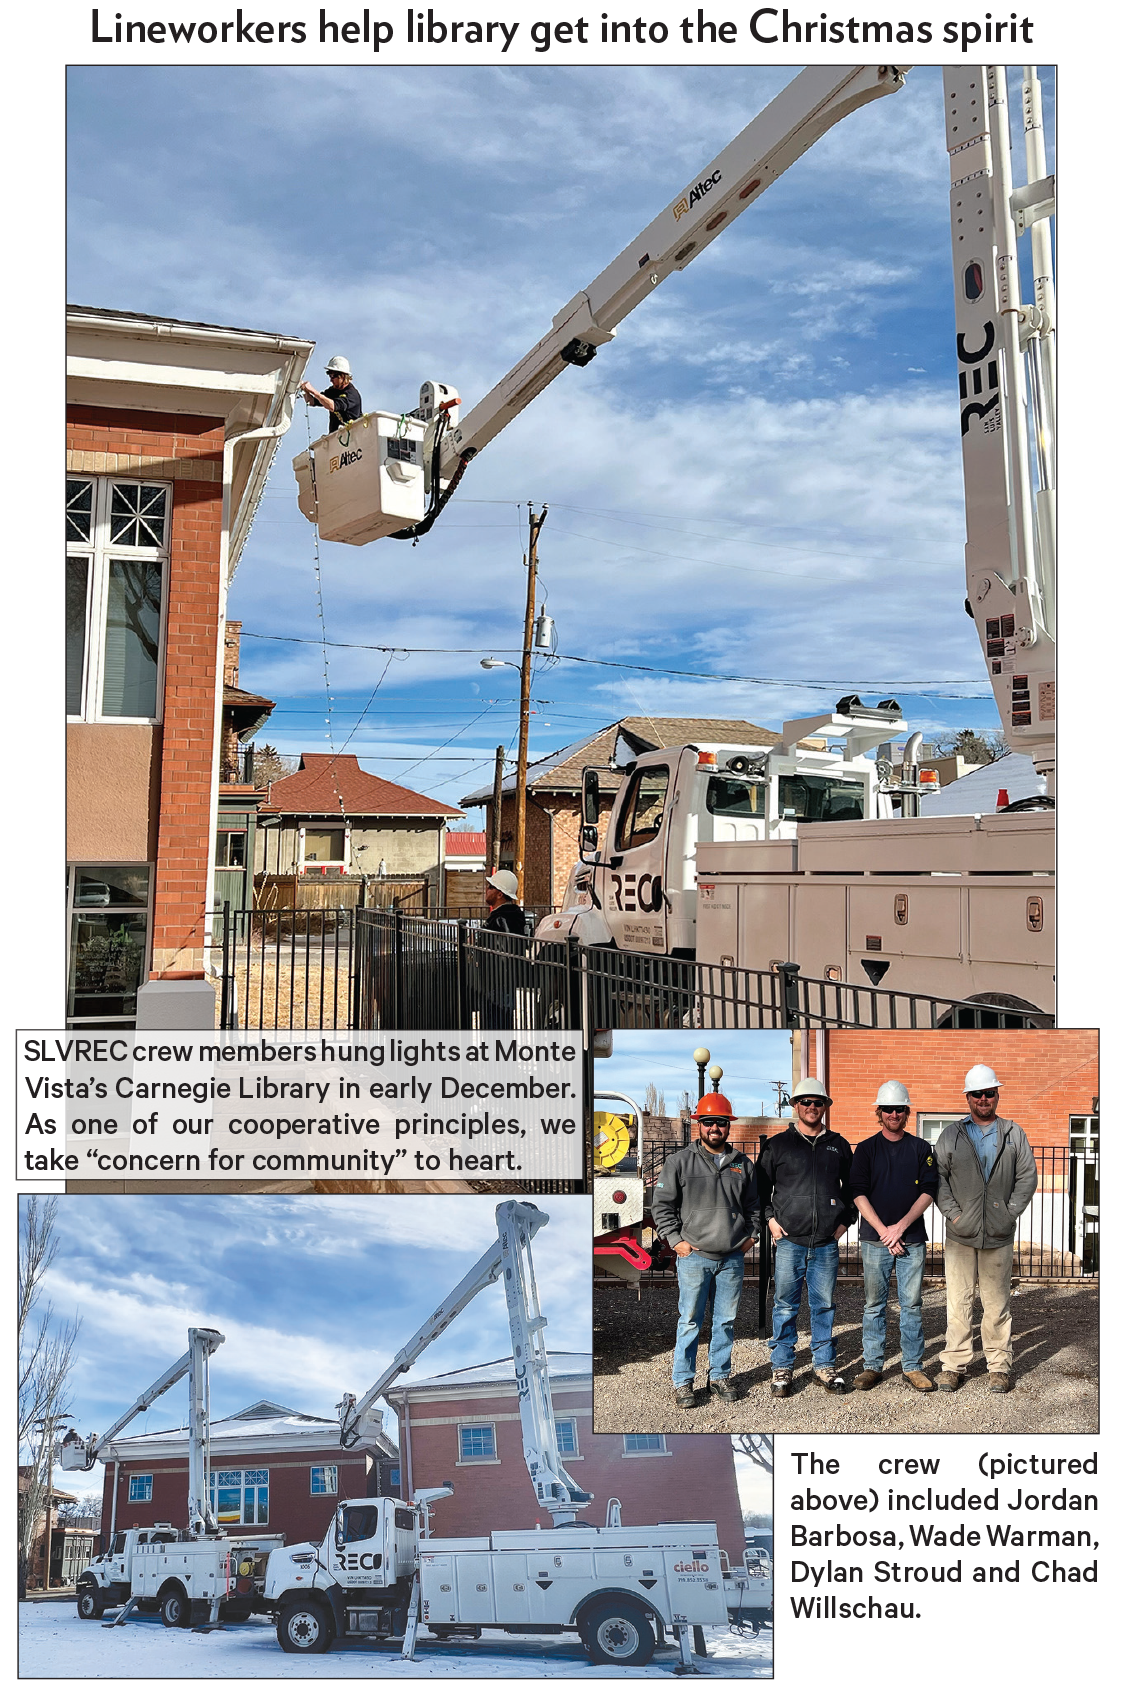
[651,1143,760,1257]
[314,384,363,431]
[482,902,528,937]
[756,1124,857,1247]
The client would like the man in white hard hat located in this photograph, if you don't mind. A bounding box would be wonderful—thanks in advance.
[477,871,528,1028]
[850,1082,937,1393]
[756,1080,856,1397]
[933,1065,1038,1394]
[300,356,363,432]
[482,870,527,936]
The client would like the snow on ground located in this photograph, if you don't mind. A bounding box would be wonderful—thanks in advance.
[19,1601,772,1679]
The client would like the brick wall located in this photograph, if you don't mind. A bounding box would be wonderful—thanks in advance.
[399,1388,747,1556]
[99,1442,373,1547]
[822,1031,1098,1148]
[67,405,226,978]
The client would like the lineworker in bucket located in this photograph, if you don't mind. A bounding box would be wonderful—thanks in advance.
[300,355,364,431]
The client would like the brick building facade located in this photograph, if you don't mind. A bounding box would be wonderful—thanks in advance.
[65,307,312,1025]
[386,1356,749,1559]
[95,1403,398,1550]
[803,1030,1098,1150]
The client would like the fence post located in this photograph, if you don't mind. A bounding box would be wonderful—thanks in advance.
[392,909,403,1029]
[456,920,470,1030]
[219,902,231,1030]
[756,1131,770,1338]
[778,961,801,1029]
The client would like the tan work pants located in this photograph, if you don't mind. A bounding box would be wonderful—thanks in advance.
[940,1240,1015,1373]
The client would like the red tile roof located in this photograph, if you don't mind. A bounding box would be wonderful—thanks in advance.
[267,754,463,819]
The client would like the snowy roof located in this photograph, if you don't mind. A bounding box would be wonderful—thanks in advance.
[920,752,1049,816]
[388,1353,591,1397]
[98,1407,397,1462]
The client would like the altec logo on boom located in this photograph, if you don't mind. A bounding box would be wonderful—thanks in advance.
[673,169,722,220]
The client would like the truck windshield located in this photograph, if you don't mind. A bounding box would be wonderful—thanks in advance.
[707,776,765,817]
[777,774,865,822]
[616,766,670,851]
[340,1505,379,1544]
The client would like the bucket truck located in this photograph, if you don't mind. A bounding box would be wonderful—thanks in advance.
[63,1328,282,1629]
[259,1201,769,1666]
[293,64,1055,1016]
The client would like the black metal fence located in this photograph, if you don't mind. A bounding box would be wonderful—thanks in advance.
[631,1140,1097,1291]
[217,906,1052,1034]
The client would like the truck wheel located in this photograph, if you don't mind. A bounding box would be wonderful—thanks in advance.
[159,1586,191,1628]
[77,1584,105,1621]
[277,1599,334,1654]
[580,1600,656,1666]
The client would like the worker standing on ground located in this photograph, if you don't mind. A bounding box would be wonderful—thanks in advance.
[651,1095,759,1409]
[934,1066,1038,1395]
[481,870,527,936]
[850,1082,937,1393]
[757,1080,856,1397]
[300,355,363,431]
[478,871,528,1029]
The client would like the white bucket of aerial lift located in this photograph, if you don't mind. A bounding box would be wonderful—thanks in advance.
[294,411,429,544]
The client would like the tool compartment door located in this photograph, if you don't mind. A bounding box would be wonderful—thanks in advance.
[490,1552,533,1623]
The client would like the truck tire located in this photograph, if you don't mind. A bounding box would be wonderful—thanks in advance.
[277,1599,335,1654]
[76,1583,105,1621]
[580,1600,656,1666]
[159,1585,191,1628]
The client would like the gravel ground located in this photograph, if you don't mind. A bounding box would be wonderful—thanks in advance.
[593,1280,1098,1435]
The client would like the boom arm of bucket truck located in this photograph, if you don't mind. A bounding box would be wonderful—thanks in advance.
[58,1327,223,1538]
[336,1200,592,1526]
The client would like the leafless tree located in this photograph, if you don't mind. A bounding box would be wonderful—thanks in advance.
[643,1083,666,1117]
[18,1199,81,1593]
[731,1434,774,1475]
[254,743,299,787]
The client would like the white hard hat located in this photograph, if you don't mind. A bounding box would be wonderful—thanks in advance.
[325,355,352,375]
[963,1064,1001,1093]
[486,870,519,900]
[875,1080,911,1108]
[790,1078,832,1105]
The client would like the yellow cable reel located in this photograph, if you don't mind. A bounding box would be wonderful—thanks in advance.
[593,1112,631,1169]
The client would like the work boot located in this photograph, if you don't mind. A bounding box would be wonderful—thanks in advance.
[674,1382,698,1408]
[710,1379,741,1404]
[812,1367,847,1394]
[853,1370,882,1391]
[771,1369,793,1399]
[935,1369,964,1391]
[987,1371,1013,1394]
[903,1370,935,1392]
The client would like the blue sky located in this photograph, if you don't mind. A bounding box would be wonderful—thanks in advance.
[33,1194,591,1491]
[596,1031,793,1121]
[66,64,1054,821]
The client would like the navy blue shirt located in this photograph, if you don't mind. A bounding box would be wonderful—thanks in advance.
[850,1132,937,1244]
[314,383,363,432]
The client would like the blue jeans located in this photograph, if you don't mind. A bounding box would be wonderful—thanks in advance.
[861,1242,927,1372]
[769,1239,839,1369]
[672,1251,745,1386]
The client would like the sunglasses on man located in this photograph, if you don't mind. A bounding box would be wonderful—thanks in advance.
[698,1116,730,1129]
[795,1097,827,1109]
[967,1089,999,1100]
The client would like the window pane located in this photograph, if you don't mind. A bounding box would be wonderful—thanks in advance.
[66,480,94,543]
[623,1434,665,1453]
[341,1505,379,1543]
[617,768,669,851]
[68,911,149,1020]
[110,482,168,547]
[66,558,90,715]
[555,1420,577,1455]
[460,1425,495,1459]
[216,1488,242,1522]
[707,775,765,818]
[777,773,865,824]
[244,1470,269,1486]
[127,1476,152,1502]
[253,1487,269,1524]
[216,831,247,869]
[74,866,150,908]
[101,560,161,717]
[304,830,344,862]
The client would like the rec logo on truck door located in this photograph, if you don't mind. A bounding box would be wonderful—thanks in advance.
[610,872,662,913]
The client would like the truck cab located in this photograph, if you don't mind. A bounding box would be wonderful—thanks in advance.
[264,1497,419,1652]
[538,701,906,959]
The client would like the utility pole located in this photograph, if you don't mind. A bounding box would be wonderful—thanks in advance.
[514,505,547,903]
[489,744,505,879]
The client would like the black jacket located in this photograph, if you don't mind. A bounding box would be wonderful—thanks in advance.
[756,1124,857,1247]
[482,902,528,937]
[651,1144,760,1257]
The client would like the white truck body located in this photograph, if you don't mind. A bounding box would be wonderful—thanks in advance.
[76,1525,283,1626]
[695,812,1054,1013]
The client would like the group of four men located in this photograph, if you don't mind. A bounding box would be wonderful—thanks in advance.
[651,1068,1038,1404]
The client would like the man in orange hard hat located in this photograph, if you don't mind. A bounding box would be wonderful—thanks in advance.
[651,1093,760,1408]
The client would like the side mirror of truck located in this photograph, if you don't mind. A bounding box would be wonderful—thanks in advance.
[582,769,601,826]
[580,825,598,855]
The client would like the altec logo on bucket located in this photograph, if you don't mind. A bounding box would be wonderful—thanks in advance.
[329,448,363,473]
[673,169,722,219]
